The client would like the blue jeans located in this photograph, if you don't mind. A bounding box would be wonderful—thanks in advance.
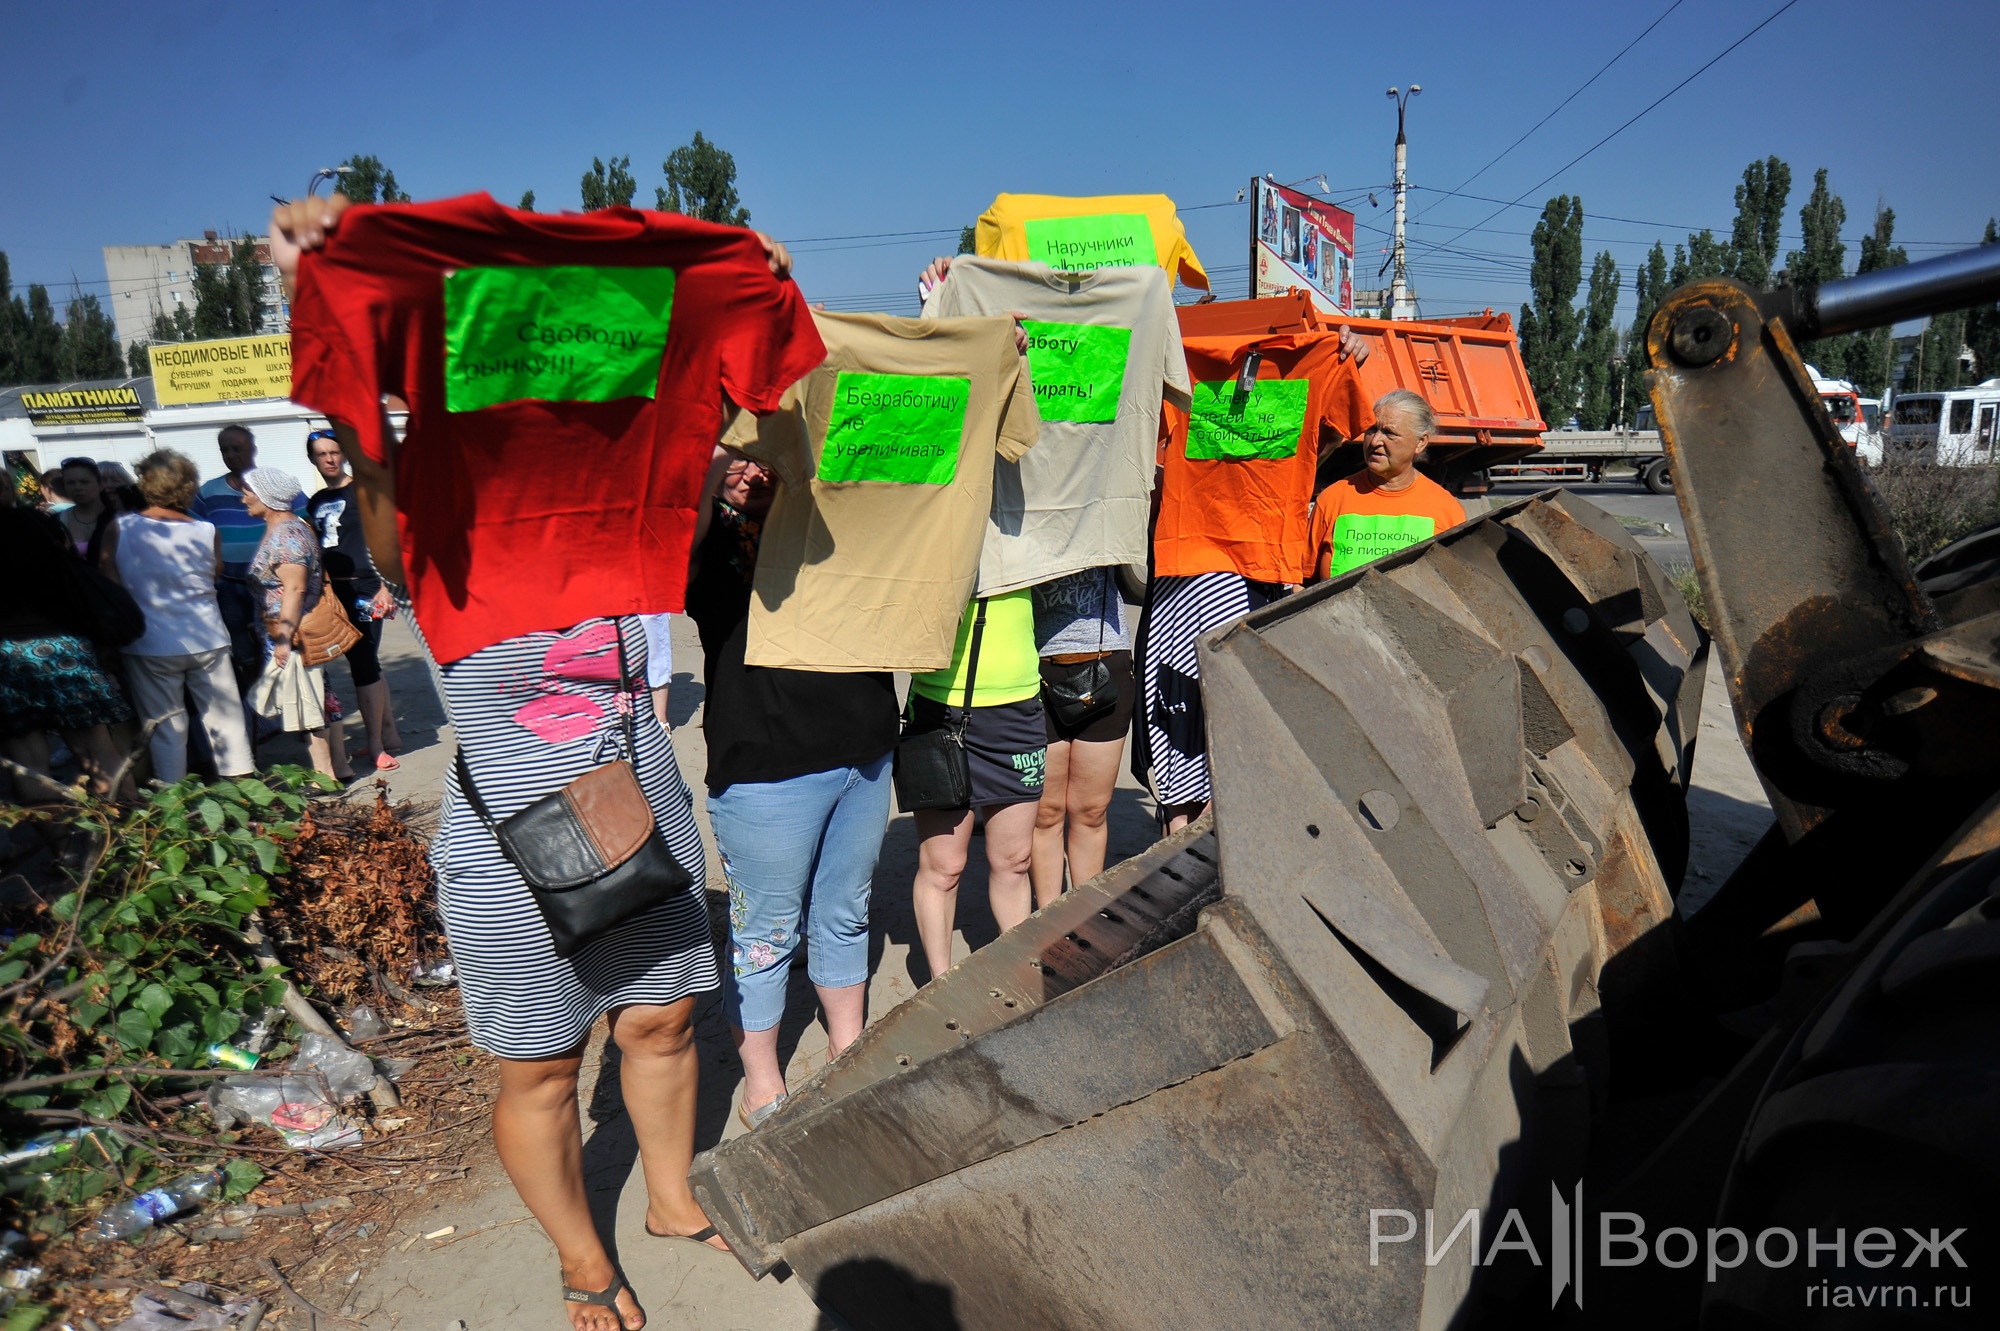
[708,754,892,1033]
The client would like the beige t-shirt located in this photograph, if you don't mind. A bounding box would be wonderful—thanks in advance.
[727,309,1040,672]
[923,257,1190,595]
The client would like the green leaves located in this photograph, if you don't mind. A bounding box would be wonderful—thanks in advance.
[222,1157,265,1199]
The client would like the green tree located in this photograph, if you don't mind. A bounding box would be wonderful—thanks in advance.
[1727,156,1791,288]
[957,225,977,256]
[1787,169,1849,373]
[1576,251,1622,429]
[0,251,21,386]
[1841,204,1909,396]
[150,311,180,342]
[191,235,266,339]
[57,292,125,379]
[581,156,636,212]
[337,155,411,204]
[1669,230,1732,287]
[656,132,749,225]
[22,285,62,382]
[128,340,150,377]
[172,304,196,341]
[1519,195,1585,424]
[518,190,536,212]
[1965,218,2000,382]
[1624,241,1671,394]
[1905,311,1969,392]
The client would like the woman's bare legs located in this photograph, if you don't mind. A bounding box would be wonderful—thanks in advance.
[733,979,866,1115]
[306,723,354,781]
[912,808,975,981]
[358,677,401,755]
[981,800,1039,933]
[1164,800,1208,835]
[1057,734,1124,886]
[493,1051,644,1331]
[1030,740,1073,908]
[607,1000,725,1250]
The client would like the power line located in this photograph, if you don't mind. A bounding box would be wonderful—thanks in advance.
[1416,0,1690,219]
[1412,0,1807,264]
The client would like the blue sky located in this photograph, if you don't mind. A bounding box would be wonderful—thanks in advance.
[4,0,1995,329]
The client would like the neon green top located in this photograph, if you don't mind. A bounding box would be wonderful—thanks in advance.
[911,590,1041,707]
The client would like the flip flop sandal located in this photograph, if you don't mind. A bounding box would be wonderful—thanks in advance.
[375,751,402,771]
[737,1090,787,1131]
[644,1221,728,1252]
[563,1270,643,1329]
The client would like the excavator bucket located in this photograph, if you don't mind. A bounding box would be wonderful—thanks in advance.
[690,491,1704,1330]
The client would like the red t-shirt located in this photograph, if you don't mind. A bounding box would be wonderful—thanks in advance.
[1153,330,1370,584]
[289,193,824,664]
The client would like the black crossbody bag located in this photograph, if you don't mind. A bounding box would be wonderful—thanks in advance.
[452,623,692,958]
[893,599,988,811]
[1040,577,1119,730]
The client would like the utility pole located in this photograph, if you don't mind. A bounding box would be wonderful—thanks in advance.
[1386,85,1421,320]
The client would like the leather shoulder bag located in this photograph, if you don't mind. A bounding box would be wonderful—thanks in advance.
[1040,575,1119,731]
[452,622,692,958]
[297,590,363,667]
[893,598,987,811]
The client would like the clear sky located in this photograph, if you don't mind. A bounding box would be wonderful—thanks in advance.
[4,0,1995,329]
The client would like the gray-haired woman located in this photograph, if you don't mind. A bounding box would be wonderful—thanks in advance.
[1306,388,1466,581]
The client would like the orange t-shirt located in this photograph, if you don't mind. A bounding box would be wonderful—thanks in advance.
[1307,471,1467,580]
[1153,331,1370,584]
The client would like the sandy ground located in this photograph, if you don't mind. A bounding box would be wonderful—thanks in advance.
[322,582,1770,1330]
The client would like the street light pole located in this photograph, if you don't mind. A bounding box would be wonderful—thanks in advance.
[1386,84,1421,320]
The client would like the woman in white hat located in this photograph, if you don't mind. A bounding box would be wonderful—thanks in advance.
[242,466,353,782]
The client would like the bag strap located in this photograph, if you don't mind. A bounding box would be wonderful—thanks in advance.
[613,618,637,763]
[453,747,499,831]
[960,598,989,715]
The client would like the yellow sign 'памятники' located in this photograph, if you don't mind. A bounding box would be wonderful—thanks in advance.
[148,335,293,406]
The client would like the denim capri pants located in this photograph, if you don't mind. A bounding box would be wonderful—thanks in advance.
[707,754,893,1032]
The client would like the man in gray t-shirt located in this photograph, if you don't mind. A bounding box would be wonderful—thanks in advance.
[922,256,1190,596]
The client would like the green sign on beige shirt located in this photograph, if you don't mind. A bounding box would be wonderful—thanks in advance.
[817,371,970,485]
[443,265,676,413]
[1021,321,1132,424]
[1186,378,1309,461]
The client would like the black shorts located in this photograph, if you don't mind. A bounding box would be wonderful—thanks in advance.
[334,584,384,688]
[1040,649,1135,744]
[907,693,1046,809]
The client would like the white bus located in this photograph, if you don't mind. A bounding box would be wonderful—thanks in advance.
[1888,381,2000,466]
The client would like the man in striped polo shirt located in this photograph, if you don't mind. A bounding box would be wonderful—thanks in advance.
[192,425,304,690]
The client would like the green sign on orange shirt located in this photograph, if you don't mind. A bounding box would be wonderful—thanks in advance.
[1328,512,1438,575]
[1185,378,1309,461]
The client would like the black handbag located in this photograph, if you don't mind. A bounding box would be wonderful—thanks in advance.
[1040,579,1119,730]
[893,599,987,811]
[452,623,692,958]
[67,558,146,648]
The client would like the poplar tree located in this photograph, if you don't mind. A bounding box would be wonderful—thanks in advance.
[656,132,749,225]
[1965,219,2000,382]
[1728,156,1791,288]
[1519,195,1585,425]
[191,235,265,338]
[958,225,977,256]
[1576,252,1622,429]
[1906,311,1968,392]
[22,286,61,383]
[57,292,125,379]
[0,252,21,386]
[337,155,412,204]
[1786,169,1849,375]
[1842,204,1908,396]
[1669,231,1732,287]
[129,341,150,377]
[581,156,637,212]
[518,190,536,212]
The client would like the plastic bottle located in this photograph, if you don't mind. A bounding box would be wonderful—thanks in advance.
[90,1169,224,1241]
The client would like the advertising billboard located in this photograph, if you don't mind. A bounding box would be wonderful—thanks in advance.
[1252,178,1354,314]
[149,335,292,407]
[21,385,145,427]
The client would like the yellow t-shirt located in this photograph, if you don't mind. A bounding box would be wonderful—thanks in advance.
[975,193,1209,291]
[911,591,1041,707]
[727,310,1041,673]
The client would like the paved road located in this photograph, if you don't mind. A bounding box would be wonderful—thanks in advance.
[1484,477,1693,567]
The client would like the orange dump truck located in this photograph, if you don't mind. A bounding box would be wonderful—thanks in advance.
[1176,291,1547,485]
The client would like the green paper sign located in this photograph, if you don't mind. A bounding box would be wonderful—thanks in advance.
[444,265,676,413]
[1022,321,1132,424]
[1328,512,1439,575]
[1023,213,1157,271]
[1185,378,1309,461]
[818,371,970,485]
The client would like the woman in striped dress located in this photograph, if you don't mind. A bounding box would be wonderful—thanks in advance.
[273,193,821,1331]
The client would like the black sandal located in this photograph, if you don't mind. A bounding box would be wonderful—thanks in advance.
[562,1270,643,1329]
[644,1221,727,1251]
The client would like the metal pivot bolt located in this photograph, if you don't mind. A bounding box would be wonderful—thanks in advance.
[1669,305,1735,367]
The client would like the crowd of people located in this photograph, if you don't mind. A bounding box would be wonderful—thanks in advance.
[0,427,405,803]
[9,189,1474,1331]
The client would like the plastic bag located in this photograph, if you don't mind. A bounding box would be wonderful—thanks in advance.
[292,1031,379,1100]
[344,1005,388,1040]
[112,1280,256,1330]
[205,1076,327,1131]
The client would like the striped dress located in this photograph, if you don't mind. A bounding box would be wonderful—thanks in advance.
[426,615,717,1059]
[1134,572,1285,807]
